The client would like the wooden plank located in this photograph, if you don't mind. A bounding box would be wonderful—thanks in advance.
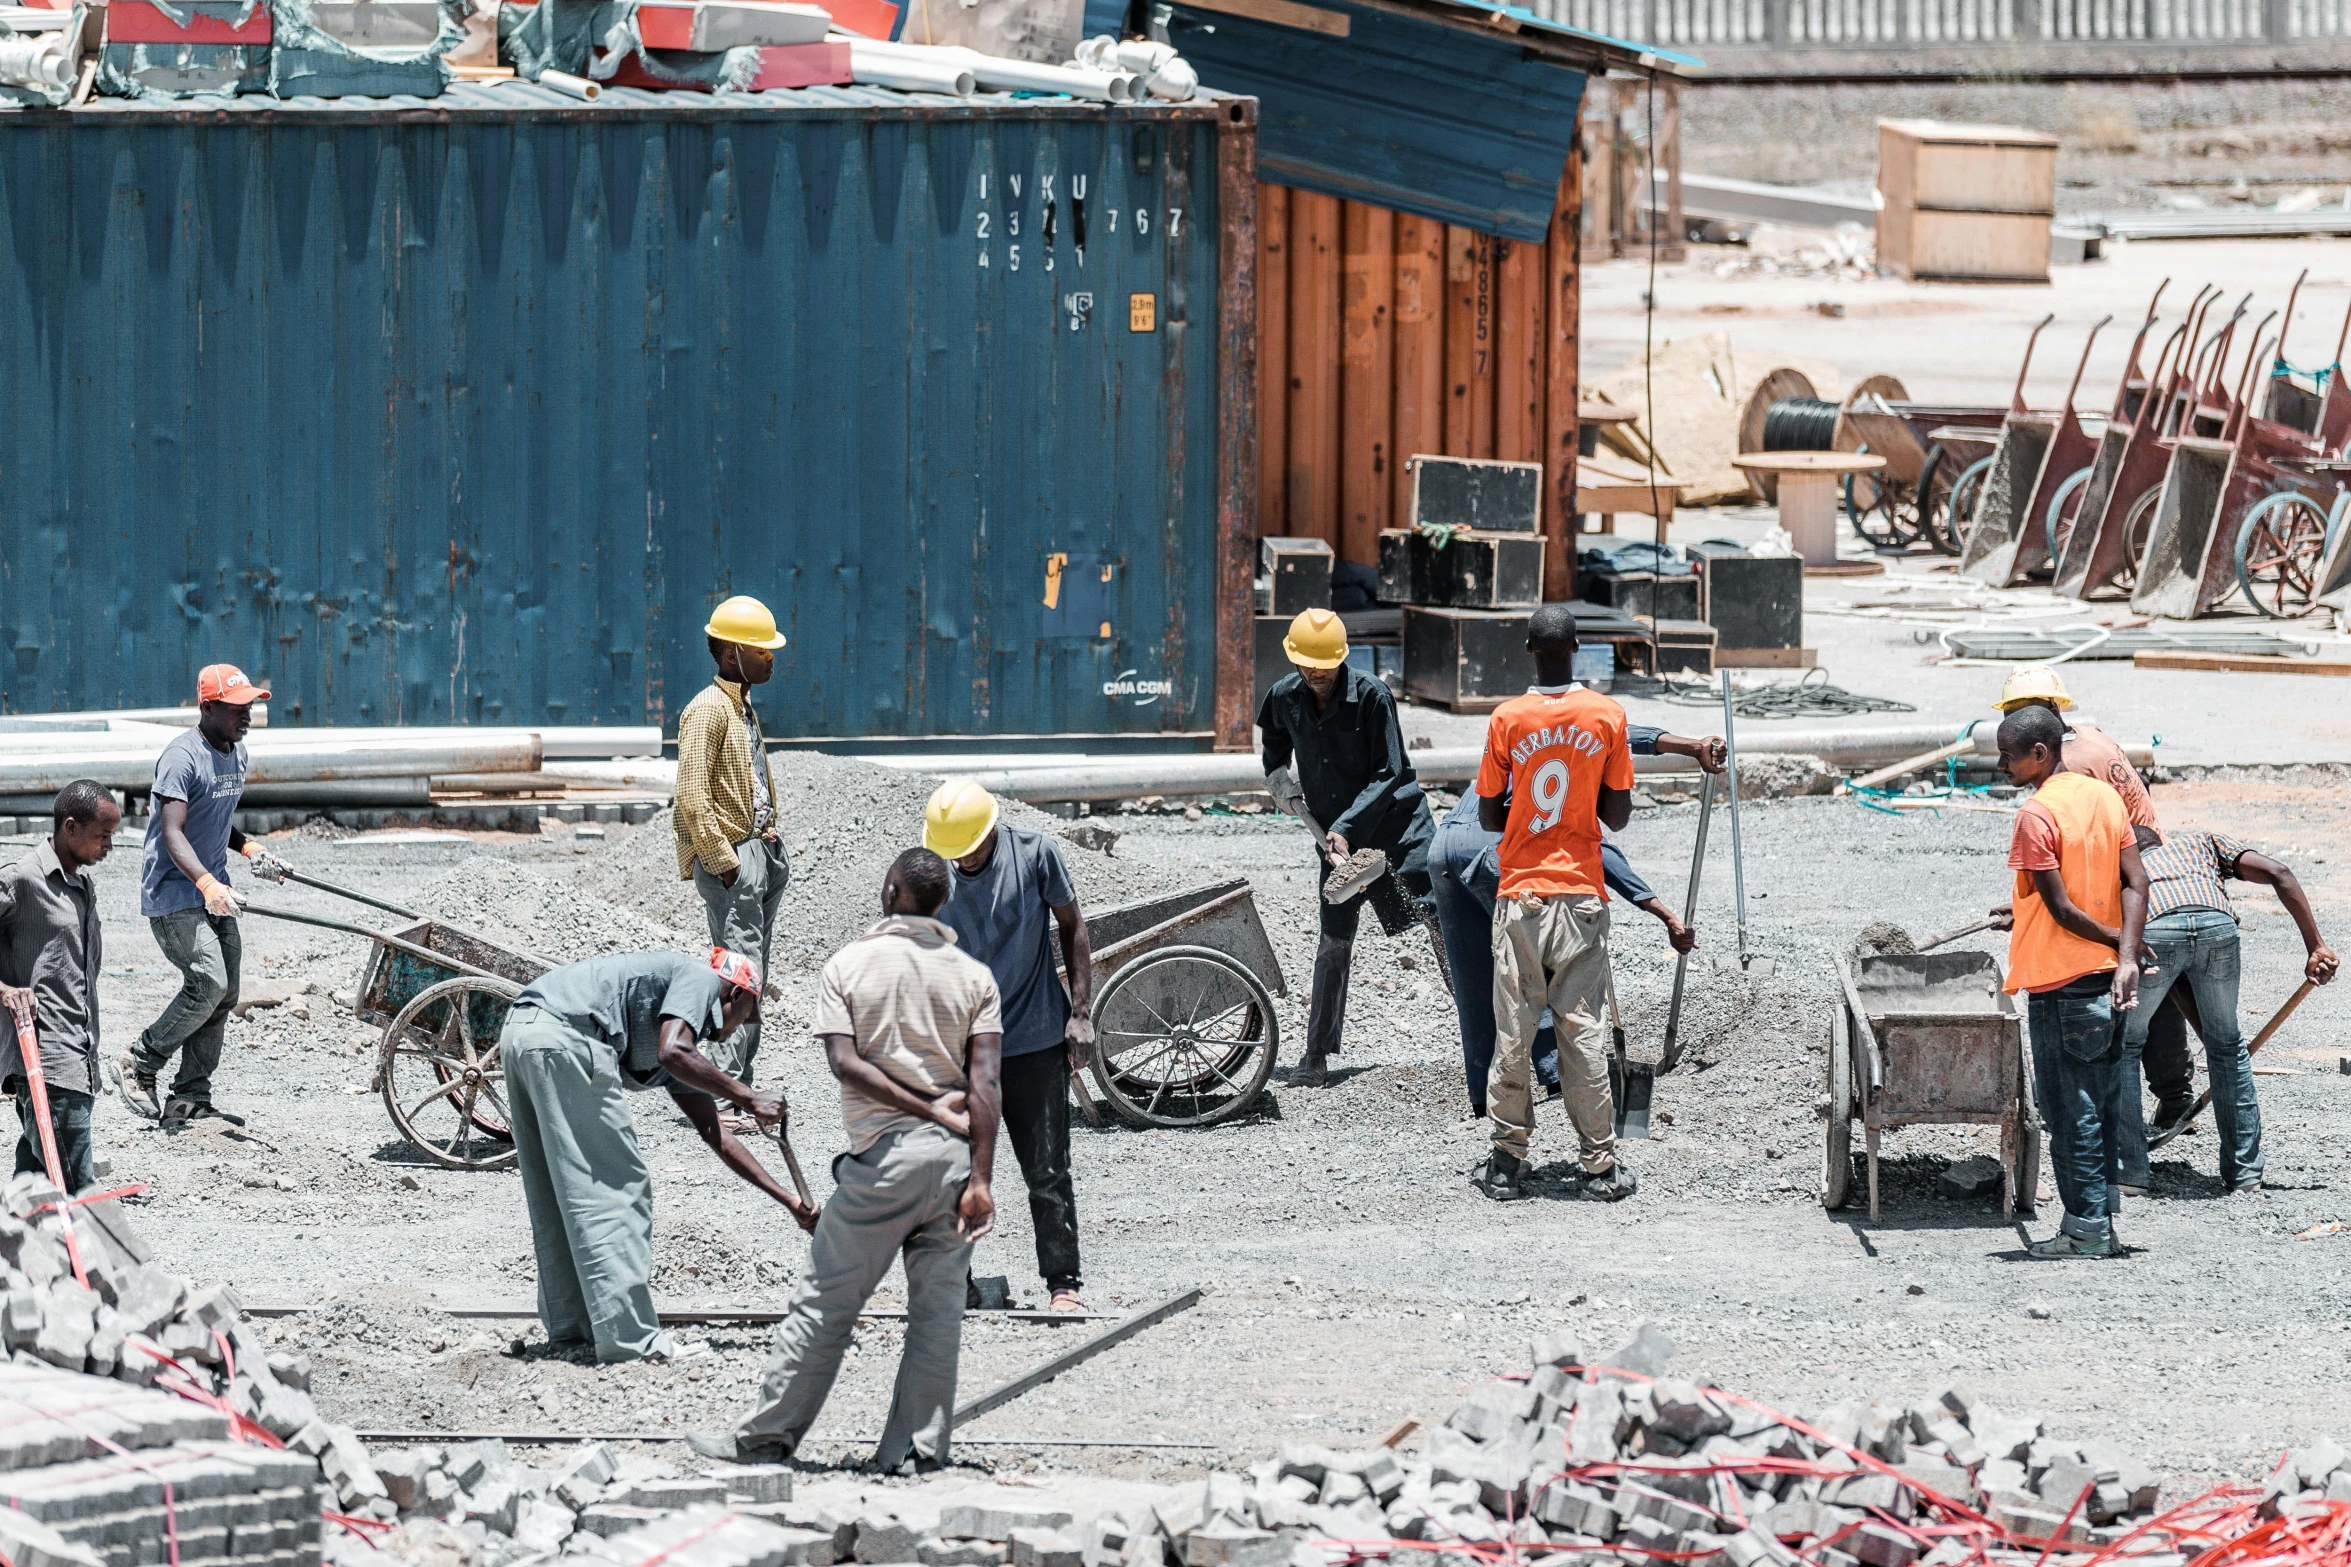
[1256,183,1289,537]
[2131,651,2351,676]
[1178,0,1349,34]
[1494,233,1541,466]
[1287,190,1342,549]
[955,1289,1206,1426]
[1340,201,1394,567]
[1581,81,1615,262]
[1543,155,1581,600]
[1391,213,1446,529]
[1443,226,1494,459]
[1214,127,1260,752]
[1657,76,1685,263]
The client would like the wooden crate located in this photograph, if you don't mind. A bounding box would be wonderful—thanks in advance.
[1377,530,1544,609]
[1877,203,2051,284]
[1402,606,1532,711]
[1877,120,2057,216]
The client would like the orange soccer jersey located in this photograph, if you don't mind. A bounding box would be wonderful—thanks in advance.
[1474,684,1637,899]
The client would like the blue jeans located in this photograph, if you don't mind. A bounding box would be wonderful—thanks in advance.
[2028,973,2124,1242]
[1431,867,1555,1117]
[2122,909,2260,1189]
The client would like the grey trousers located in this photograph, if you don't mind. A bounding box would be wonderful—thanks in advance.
[135,907,242,1106]
[1491,894,1614,1172]
[693,836,789,1082]
[734,1124,973,1471]
[502,1007,664,1362]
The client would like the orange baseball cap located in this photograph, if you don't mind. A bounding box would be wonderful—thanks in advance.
[710,947,762,995]
[196,665,271,705]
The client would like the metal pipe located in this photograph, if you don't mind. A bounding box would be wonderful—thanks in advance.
[238,779,434,808]
[1718,671,1755,970]
[0,736,542,795]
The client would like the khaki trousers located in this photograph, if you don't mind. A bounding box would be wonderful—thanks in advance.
[1489,893,1615,1172]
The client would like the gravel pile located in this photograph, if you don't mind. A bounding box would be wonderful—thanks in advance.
[302,1323,2349,1567]
[562,754,1188,979]
[413,857,691,967]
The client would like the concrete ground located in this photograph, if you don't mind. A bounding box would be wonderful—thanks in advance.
[32,750,2351,1498]
[1581,234,2351,409]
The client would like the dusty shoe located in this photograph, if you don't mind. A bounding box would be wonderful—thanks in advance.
[1472,1149,1528,1202]
[1293,1050,1331,1086]
[2026,1229,2116,1259]
[120,1053,159,1120]
[158,1097,199,1133]
[2149,1099,2195,1138]
[1569,1163,1639,1203]
[686,1430,787,1463]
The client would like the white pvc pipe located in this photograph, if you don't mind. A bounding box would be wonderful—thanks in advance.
[846,40,973,95]
[848,38,1118,100]
[0,736,543,795]
[540,69,601,100]
[0,32,71,91]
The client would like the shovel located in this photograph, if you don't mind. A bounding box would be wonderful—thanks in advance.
[1609,976,1651,1140]
[1714,671,1773,978]
[1916,916,2000,954]
[1659,771,1716,1074]
[2148,978,2315,1150]
[1274,767,1388,905]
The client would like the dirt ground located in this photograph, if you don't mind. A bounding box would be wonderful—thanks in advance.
[32,763,2351,1497]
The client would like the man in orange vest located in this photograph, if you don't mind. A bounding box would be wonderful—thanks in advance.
[1995,703,2150,1260]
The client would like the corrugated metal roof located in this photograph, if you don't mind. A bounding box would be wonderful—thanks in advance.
[20,78,1235,118]
[1403,0,1701,69]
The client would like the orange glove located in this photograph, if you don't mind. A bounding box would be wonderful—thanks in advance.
[195,874,242,918]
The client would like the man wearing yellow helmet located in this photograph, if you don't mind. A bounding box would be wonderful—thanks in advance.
[1257,608,1437,1085]
[675,595,793,1085]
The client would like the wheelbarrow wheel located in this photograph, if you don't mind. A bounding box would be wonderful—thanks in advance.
[1822,1006,1854,1211]
[2043,465,2097,570]
[381,975,522,1170]
[2234,490,2331,619]
[2112,485,2163,596]
[1089,945,1279,1130]
[1941,455,1996,556]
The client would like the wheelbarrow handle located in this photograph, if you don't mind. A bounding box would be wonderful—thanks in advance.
[242,903,506,985]
[280,868,423,922]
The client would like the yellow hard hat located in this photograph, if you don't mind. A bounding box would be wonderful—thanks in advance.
[1283,607,1348,669]
[923,778,1000,861]
[705,595,788,651]
[1995,666,2075,712]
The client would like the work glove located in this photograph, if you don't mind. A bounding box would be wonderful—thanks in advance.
[240,842,294,884]
[195,874,243,918]
[1265,767,1307,818]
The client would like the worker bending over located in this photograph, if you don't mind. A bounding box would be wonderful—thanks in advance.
[1472,606,1638,1203]
[1994,666,2206,1137]
[1995,703,2148,1260]
[125,666,295,1131]
[1432,721,1720,1118]
[502,947,814,1363]
[2120,829,2336,1195]
[696,849,1001,1473]
[675,595,793,1084]
[1,782,121,1191]
[1257,609,1439,1084]
[925,781,1094,1314]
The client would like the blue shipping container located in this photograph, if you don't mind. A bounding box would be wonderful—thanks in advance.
[0,85,1260,744]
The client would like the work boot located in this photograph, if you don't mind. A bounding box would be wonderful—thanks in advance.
[1297,936,1353,1082]
[686,1430,789,1463]
[2025,1228,2116,1260]
[1472,1149,1528,1202]
[1569,1163,1639,1203]
[2149,1099,2196,1138]
[119,1051,159,1120]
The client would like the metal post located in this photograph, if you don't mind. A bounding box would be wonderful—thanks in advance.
[1718,670,1754,971]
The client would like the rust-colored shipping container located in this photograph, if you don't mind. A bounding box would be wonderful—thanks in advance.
[1255,159,1584,601]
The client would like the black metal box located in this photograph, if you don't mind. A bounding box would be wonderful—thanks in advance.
[1639,616,1718,676]
[1408,456,1542,533]
[1377,530,1543,609]
[1403,606,1534,711]
[1583,570,1700,624]
[1254,615,1293,710]
[1260,537,1334,618]
[1690,542,1803,653]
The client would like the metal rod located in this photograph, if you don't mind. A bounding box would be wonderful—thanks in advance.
[281,868,422,921]
[246,1304,1120,1324]
[350,1431,1217,1448]
[242,904,504,984]
[1658,770,1715,1072]
[1717,672,1753,970]
[954,1287,1203,1426]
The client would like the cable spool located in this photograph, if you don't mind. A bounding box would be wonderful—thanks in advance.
[1760,397,1841,452]
[1738,368,1820,504]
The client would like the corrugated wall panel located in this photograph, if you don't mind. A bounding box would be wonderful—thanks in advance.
[0,103,1246,741]
[1255,175,1580,596]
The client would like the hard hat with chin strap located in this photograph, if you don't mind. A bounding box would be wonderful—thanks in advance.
[705,595,788,651]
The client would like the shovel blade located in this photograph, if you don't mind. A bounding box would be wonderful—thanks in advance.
[1613,1057,1655,1141]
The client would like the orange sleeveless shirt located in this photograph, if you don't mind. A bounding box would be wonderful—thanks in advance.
[2006,772,2127,995]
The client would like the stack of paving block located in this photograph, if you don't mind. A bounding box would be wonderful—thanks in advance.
[0,1364,323,1567]
[1387,456,1550,712]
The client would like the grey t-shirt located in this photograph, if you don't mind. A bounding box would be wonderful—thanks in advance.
[512,952,729,1092]
[936,824,1075,1059]
[141,728,248,918]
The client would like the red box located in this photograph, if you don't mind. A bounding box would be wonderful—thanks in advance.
[747,40,851,86]
[632,1,699,49]
[825,0,898,38]
[107,0,273,42]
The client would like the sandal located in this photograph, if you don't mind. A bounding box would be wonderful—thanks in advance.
[1047,1289,1086,1315]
